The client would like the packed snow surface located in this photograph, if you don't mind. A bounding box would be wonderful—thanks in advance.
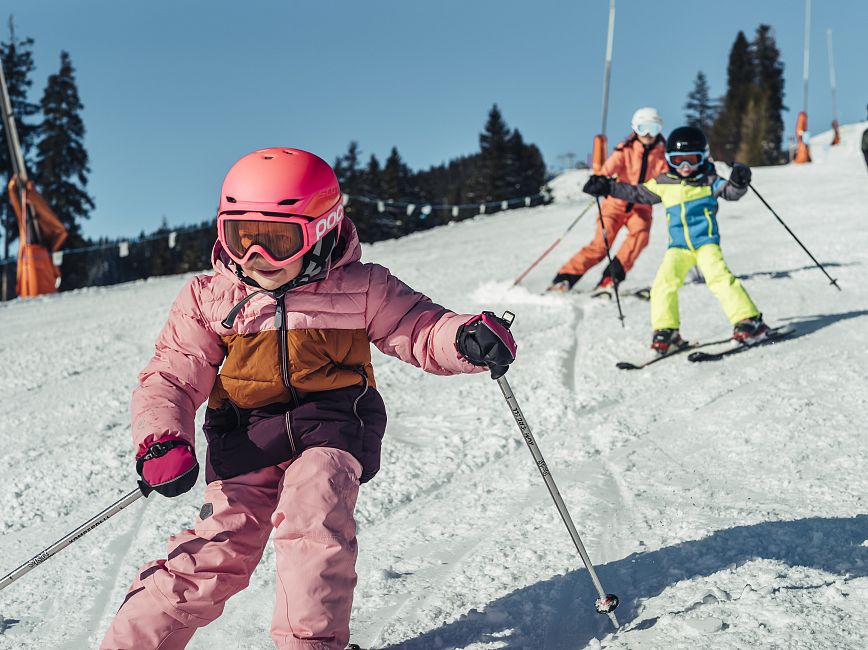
[1,124,867,649]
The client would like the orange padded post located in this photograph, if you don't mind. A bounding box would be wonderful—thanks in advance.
[592,134,608,174]
[794,111,811,164]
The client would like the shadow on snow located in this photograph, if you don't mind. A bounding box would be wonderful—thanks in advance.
[734,260,855,283]
[382,515,868,649]
[781,309,868,341]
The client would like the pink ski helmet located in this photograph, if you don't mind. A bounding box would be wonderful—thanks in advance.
[217,148,344,268]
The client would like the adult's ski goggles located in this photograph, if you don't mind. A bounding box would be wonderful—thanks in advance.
[217,203,344,268]
[633,122,663,137]
[666,151,706,169]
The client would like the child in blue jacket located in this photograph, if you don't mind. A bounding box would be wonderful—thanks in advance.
[583,126,770,354]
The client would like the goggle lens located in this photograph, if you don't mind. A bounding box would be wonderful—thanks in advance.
[668,153,703,166]
[222,219,305,263]
[635,122,662,137]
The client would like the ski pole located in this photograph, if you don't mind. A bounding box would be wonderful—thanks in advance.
[747,182,840,291]
[511,199,595,287]
[595,196,625,326]
[490,317,619,628]
[0,486,146,592]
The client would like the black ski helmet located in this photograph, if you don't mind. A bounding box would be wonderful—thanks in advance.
[665,126,710,176]
[666,126,709,155]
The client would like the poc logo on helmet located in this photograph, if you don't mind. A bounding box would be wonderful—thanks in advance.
[314,205,344,242]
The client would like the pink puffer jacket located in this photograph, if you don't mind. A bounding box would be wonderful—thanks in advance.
[130,218,481,455]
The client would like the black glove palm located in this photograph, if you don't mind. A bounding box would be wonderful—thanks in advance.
[583,175,612,197]
[729,163,752,188]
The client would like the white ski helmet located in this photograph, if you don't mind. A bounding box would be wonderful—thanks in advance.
[631,107,663,137]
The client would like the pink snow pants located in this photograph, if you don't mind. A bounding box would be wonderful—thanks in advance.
[100,447,362,650]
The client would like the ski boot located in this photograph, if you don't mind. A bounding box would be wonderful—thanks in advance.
[591,274,615,299]
[732,315,770,343]
[546,273,581,293]
[651,328,685,355]
[546,280,571,293]
[597,258,625,289]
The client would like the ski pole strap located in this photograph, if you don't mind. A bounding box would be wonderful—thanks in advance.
[135,439,192,476]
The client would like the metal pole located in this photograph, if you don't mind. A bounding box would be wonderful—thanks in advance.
[496,374,620,628]
[0,60,22,179]
[599,0,616,136]
[0,487,146,592]
[595,196,625,326]
[748,182,840,291]
[802,0,811,114]
[826,28,837,123]
[0,59,16,300]
[0,59,29,184]
[0,56,39,247]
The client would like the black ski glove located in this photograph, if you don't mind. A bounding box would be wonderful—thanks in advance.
[456,312,517,379]
[729,163,752,188]
[583,175,612,197]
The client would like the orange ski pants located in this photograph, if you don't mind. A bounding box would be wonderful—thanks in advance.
[557,200,652,277]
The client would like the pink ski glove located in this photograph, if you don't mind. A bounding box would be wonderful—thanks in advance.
[136,436,199,498]
[456,311,517,379]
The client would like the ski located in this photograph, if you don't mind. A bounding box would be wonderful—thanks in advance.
[616,337,732,370]
[591,286,650,301]
[687,325,794,362]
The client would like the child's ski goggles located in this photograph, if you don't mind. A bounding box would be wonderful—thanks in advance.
[666,151,706,168]
[634,122,662,137]
[217,203,343,268]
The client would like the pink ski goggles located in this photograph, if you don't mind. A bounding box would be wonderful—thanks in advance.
[217,204,344,268]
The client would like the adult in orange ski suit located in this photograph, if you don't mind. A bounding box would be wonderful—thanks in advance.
[552,131,668,290]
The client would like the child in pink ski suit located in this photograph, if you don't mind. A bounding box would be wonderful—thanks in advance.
[101,148,517,650]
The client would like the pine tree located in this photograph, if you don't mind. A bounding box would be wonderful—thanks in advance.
[734,91,768,164]
[711,26,787,166]
[751,24,786,164]
[508,129,546,197]
[381,147,410,200]
[334,140,362,194]
[470,104,511,203]
[0,18,39,255]
[684,71,717,132]
[361,154,381,197]
[711,31,753,163]
[34,50,94,247]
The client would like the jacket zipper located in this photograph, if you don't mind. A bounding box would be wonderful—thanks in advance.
[680,181,695,251]
[285,412,298,459]
[352,369,369,431]
[275,293,300,409]
[703,207,714,238]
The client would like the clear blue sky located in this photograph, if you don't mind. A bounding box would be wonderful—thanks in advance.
[6,0,868,240]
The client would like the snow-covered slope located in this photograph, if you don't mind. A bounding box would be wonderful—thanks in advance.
[1,123,866,649]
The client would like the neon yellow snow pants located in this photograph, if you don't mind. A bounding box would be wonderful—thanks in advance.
[650,244,760,330]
